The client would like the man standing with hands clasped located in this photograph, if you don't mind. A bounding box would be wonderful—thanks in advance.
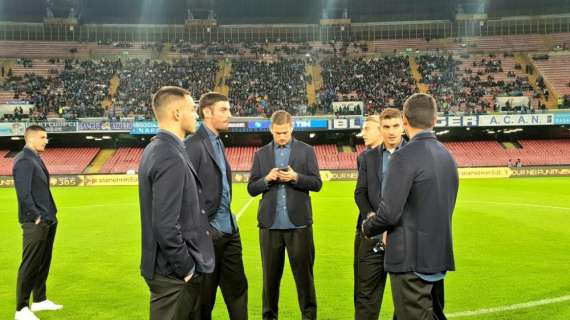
[363,93,459,320]
[248,110,322,320]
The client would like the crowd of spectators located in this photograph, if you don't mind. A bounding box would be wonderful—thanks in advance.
[417,54,540,114]
[114,58,218,119]
[1,59,119,120]
[227,59,311,117]
[0,48,554,121]
[319,56,415,114]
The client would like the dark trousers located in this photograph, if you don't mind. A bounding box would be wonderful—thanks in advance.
[260,227,317,320]
[390,273,446,320]
[16,222,57,311]
[201,229,248,320]
[145,273,202,320]
[353,231,361,308]
[354,232,390,320]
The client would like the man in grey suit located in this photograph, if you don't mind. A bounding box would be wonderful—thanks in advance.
[248,110,322,320]
[138,86,215,320]
[363,93,459,320]
[14,125,62,320]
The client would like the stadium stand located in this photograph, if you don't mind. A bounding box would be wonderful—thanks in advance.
[100,147,144,174]
[227,59,309,117]
[532,53,570,98]
[1,140,570,175]
[0,148,99,175]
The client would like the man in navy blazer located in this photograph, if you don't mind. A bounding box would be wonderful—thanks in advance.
[139,86,215,320]
[248,110,322,320]
[363,93,459,320]
[184,92,248,320]
[354,109,406,320]
[14,125,62,320]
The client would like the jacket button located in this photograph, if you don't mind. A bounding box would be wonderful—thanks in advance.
[201,210,206,215]
[198,189,202,194]
[206,231,210,236]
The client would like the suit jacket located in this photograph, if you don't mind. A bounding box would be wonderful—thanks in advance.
[247,138,322,228]
[13,147,57,224]
[138,131,215,280]
[354,141,407,231]
[184,125,232,219]
[363,131,458,274]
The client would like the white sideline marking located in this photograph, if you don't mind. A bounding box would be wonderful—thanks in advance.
[448,295,570,318]
[462,200,570,211]
[236,197,255,221]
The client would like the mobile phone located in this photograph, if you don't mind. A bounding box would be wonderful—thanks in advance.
[278,166,289,172]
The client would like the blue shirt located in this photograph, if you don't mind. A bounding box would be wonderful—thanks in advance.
[204,125,236,234]
[270,141,305,230]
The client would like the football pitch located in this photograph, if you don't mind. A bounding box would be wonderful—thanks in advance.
[1,178,569,319]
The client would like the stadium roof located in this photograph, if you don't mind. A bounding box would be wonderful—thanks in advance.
[1,0,570,25]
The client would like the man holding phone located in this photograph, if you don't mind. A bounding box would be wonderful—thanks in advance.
[248,110,322,320]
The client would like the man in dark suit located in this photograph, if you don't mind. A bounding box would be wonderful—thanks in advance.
[248,110,322,320]
[353,115,383,312]
[363,93,459,320]
[139,86,215,320]
[185,92,248,320]
[354,109,406,320]
[14,125,62,320]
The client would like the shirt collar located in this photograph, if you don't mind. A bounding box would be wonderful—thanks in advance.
[380,139,404,154]
[274,140,292,150]
[202,124,219,141]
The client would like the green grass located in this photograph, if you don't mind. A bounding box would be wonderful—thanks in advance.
[0,178,569,319]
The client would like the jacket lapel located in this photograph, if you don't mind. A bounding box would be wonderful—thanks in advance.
[373,146,383,187]
[198,126,223,171]
[24,148,49,185]
[287,139,298,168]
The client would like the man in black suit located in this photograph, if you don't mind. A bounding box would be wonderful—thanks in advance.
[354,109,406,320]
[185,92,248,320]
[14,125,62,320]
[248,110,322,320]
[363,93,459,320]
[353,115,382,311]
[139,86,215,320]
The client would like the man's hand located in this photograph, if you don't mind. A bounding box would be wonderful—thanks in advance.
[35,216,41,225]
[277,166,298,183]
[184,273,193,283]
[265,168,280,183]
[361,212,375,237]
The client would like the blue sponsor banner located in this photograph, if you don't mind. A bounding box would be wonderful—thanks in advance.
[554,113,570,125]
[131,121,159,135]
[247,119,329,131]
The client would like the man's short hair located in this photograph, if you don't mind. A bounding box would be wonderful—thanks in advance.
[151,86,192,118]
[364,115,381,126]
[199,92,229,118]
[403,93,437,129]
[271,110,293,126]
[379,108,402,123]
[24,125,46,137]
